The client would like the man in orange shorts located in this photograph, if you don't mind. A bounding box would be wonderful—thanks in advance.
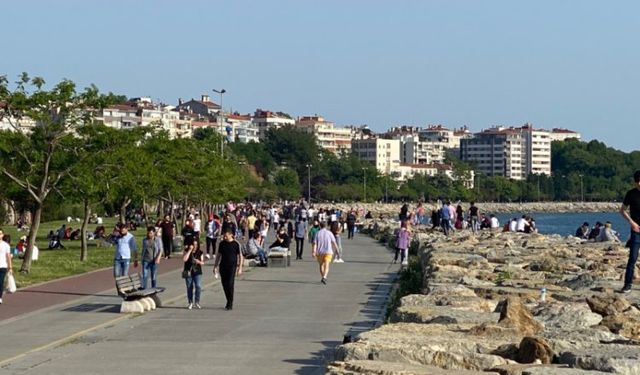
[312,222,339,284]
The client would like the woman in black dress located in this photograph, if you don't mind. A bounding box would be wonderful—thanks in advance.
[214,229,243,310]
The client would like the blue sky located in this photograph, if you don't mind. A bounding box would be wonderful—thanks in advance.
[1,1,638,151]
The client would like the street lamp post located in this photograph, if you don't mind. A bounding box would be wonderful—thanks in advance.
[306,164,312,203]
[212,88,226,156]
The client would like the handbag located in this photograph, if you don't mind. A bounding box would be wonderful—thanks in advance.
[181,269,190,279]
[6,271,17,293]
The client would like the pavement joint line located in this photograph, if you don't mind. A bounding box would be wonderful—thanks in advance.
[0,266,186,326]
[0,314,131,368]
[0,267,255,367]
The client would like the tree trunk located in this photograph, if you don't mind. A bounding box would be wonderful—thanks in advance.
[119,197,131,225]
[180,196,187,229]
[20,204,42,274]
[157,198,162,218]
[80,197,90,261]
[141,198,148,227]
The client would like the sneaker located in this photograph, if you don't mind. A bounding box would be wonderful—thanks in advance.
[194,303,202,309]
[205,254,211,260]
[401,260,408,266]
[0,298,3,304]
[187,303,193,310]
[225,306,233,311]
[620,285,632,293]
[321,278,327,285]
[335,259,344,263]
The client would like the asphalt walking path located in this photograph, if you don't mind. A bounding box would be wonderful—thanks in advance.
[0,234,398,375]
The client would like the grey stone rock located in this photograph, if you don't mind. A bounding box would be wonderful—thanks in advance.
[532,302,602,330]
[557,346,640,375]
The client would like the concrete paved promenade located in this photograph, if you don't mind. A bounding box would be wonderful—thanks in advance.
[0,234,398,375]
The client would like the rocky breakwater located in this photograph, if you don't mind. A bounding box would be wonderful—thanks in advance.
[328,222,640,375]
[332,202,619,217]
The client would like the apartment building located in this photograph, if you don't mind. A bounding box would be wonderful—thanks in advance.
[226,113,260,143]
[175,95,221,117]
[295,116,352,155]
[252,109,296,139]
[549,128,581,142]
[460,124,551,180]
[351,138,401,175]
[98,98,193,138]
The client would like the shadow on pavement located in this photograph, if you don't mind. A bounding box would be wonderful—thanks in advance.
[285,340,341,375]
[61,303,120,313]
[20,290,115,298]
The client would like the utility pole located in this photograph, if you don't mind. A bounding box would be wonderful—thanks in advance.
[579,174,584,202]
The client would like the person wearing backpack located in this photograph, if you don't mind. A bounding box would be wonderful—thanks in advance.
[394,221,411,265]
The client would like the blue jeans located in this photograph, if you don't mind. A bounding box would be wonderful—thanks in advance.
[256,249,267,264]
[624,231,640,287]
[113,259,130,278]
[141,261,157,289]
[185,274,202,303]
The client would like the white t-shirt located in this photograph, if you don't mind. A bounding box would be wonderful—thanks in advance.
[490,217,500,229]
[509,220,517,232]
[516,218,527,232]
[0,241,10,268]
[193,218,201,232]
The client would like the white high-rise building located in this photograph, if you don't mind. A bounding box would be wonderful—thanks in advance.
[351,138,401,175]
[460,124,551,180]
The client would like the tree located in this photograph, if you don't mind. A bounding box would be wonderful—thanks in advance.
[272,168,300,200]
[0,74,117,273]
[264,125,320,174]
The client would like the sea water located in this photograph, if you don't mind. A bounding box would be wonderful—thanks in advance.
[493,211,628,237]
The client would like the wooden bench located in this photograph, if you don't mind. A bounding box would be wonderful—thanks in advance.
[267,248,291,268]
[115,273,165,313]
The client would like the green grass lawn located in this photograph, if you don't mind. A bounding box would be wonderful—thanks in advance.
[2,217,150,288]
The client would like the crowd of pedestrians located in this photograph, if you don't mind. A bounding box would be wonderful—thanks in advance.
[106,200,362,310]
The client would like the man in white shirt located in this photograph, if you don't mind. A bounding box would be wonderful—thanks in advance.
[0,229,14,304]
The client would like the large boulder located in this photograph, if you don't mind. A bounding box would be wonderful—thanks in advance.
[515,337,555,364]
[586,295,631,317]
[496,297,544,336]
[532,302,602,330]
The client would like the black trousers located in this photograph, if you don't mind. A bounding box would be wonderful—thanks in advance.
[295,237,304,258]
[161,236,172,257]
[347,223,355,239]
[206,237,217,257]
[220,266,237,308]
[0,268,6,299]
